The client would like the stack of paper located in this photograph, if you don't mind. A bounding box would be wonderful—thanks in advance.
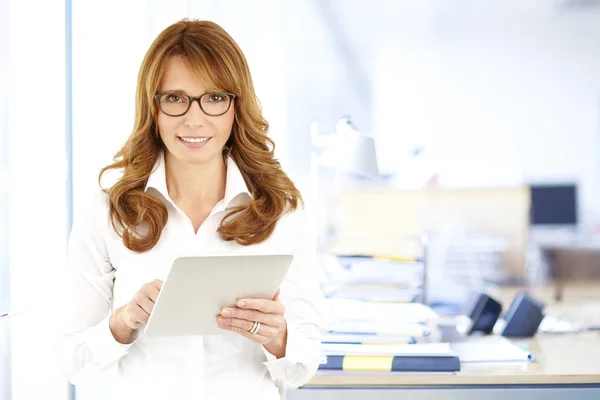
[318,254,447,372]
[333,256,424,285]
[322,299,439,342]
[320,255,425,302]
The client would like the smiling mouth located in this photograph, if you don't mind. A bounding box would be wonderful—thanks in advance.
[179,136,210,143]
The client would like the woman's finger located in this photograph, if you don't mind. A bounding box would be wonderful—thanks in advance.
[221,307,263,322]
[142,282,161,303]
[152,279,163,291]
[218,317,278,337]
[128,304,150,325]
[135,292,155,315]
[219,316,254,331]
[218,320,278,342]
[220,308,279,325]
[236,298,285,315]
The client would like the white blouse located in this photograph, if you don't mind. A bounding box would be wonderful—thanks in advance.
[55,154,323,400]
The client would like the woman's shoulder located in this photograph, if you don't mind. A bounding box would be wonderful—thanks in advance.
[81,188,111,213]
[72,189,112,233]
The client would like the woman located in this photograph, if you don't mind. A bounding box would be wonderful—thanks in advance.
[56,19,322,400]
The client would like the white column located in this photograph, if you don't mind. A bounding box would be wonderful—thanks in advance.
[8,0,69,399]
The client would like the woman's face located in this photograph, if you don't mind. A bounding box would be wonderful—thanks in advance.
[156,55,235,166]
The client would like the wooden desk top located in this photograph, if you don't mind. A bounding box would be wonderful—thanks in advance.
[306,282,600,387]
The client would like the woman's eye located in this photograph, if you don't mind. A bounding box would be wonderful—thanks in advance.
[166,95,182,103]
[209,93,226,102]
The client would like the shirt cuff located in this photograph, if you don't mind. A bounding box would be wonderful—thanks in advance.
[83,314,135,366]
[262,327,320,388]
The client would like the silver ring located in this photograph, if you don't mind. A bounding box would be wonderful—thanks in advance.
[249,320,258,334]
[250,321,260,335]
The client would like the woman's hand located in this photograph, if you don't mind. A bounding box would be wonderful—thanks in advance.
[217,290,288,358]
[110,279,163,344]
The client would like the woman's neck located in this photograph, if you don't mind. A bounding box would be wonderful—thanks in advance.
[164,153,227,208]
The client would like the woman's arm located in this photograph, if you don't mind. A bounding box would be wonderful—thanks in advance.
[55,191,134,385]
[262,207,324,387]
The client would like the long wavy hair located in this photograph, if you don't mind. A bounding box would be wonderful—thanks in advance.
[99,19,302,253]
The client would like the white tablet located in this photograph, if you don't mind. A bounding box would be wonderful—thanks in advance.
[143,254,293,337]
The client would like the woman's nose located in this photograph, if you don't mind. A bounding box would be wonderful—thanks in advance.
[184,98,207,128]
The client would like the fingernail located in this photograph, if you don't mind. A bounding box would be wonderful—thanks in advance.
[237,300,246,307]
[221,308,231,316]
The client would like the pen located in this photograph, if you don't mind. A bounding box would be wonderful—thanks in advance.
[0,311,21,319]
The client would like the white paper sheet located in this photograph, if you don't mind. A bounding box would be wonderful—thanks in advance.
[321,332,416,344]
[451,336,532,363]
[327,320,431,337]
[322,342,455,357]
[325,299,438,323]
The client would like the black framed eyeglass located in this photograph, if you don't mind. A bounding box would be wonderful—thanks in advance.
[154,92,236,117]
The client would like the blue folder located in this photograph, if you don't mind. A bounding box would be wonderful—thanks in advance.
[319,354,460,372]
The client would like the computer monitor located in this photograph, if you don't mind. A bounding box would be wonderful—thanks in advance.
[529,184,577,226]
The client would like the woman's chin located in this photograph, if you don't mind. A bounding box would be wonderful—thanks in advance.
[168,149,221,166]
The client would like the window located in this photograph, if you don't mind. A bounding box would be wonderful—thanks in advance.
[1,1,11,397]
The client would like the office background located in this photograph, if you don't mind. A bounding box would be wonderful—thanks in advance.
[2,1,600,399]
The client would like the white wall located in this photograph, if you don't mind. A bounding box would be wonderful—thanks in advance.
[372,3,600,231]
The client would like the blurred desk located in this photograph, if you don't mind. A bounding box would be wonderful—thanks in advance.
[541,243,600,301]
[286,282,600,400]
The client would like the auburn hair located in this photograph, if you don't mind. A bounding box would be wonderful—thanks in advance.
[99,19,302,252]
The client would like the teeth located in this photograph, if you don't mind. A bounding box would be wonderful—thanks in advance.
[180,137,209,143]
